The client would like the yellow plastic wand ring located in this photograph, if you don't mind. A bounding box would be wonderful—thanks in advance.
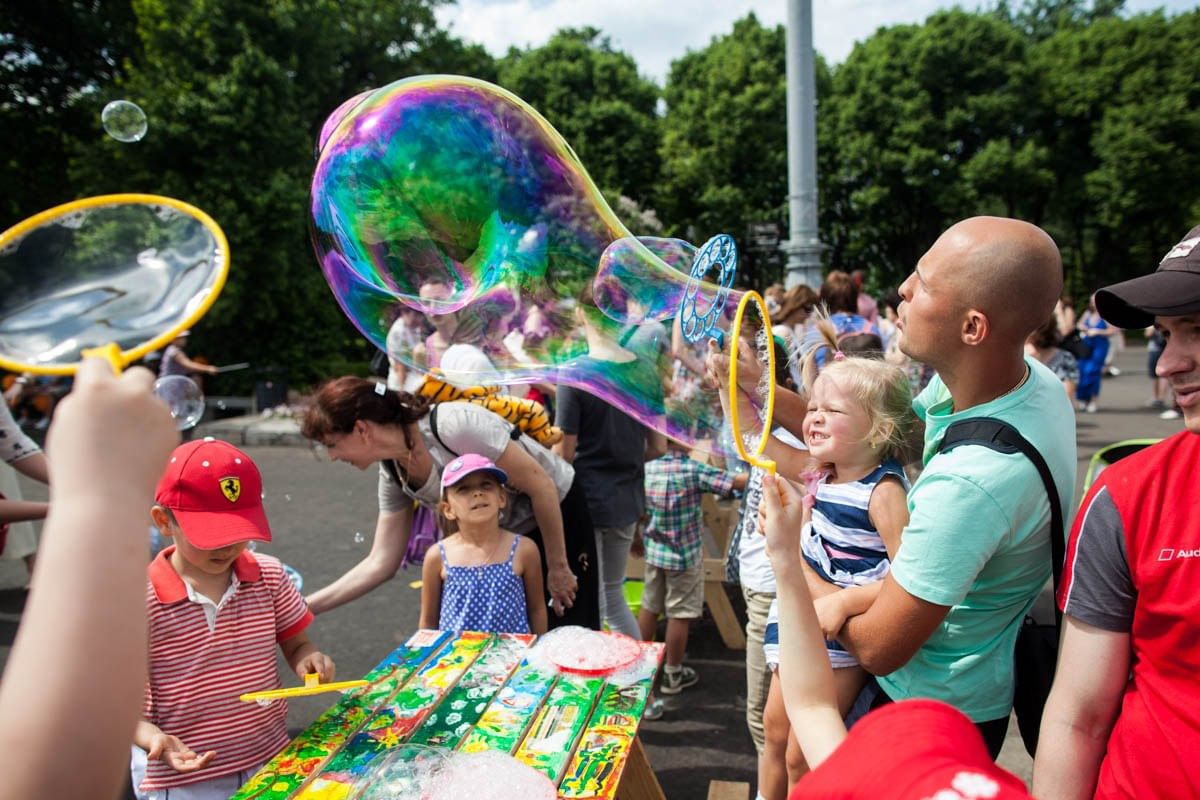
[728,290,777,474]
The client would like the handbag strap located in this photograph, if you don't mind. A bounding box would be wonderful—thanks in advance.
[936,416,1064,626]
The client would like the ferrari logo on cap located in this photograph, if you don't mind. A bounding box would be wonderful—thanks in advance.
[220,477,241,503]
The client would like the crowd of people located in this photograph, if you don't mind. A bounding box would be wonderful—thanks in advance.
[0,215,1196,800]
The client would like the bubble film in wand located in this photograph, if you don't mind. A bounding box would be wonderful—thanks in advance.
[311,75,745,454]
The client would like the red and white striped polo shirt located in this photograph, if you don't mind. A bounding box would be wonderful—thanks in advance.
[141,547,313,792]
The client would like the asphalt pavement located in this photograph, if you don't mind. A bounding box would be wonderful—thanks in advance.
[0,343,1186,798]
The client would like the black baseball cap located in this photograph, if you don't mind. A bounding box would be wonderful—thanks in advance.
[1096,224,1200,328]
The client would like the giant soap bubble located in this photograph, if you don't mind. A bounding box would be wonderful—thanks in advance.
[311,76,755,453]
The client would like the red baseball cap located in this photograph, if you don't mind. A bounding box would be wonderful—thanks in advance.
[792,700,1032,799]
[155,438,272,549]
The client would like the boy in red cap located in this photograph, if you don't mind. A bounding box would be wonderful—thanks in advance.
[131,438,334,800]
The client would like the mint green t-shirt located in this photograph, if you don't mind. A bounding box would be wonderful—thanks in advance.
[878,356,1077,722]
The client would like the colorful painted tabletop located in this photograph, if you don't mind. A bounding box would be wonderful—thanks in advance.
[231,630,665,800]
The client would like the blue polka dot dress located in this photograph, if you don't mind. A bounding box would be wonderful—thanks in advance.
[437,535,530,634]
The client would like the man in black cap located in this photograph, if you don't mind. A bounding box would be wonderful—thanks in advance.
[1034,225,1200,800]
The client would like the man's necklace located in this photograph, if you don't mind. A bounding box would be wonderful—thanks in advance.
[953,365,1030,413]
[998,365,1031,401]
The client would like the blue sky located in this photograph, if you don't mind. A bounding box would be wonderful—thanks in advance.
[436,0,1194,83]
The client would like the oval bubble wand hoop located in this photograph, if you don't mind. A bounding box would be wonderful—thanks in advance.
[0,193,230,425]
[728,290,777,475]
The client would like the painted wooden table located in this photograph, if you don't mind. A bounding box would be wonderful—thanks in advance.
[231,630,666,800]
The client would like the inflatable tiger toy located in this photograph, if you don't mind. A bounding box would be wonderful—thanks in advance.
[417,373,563,447]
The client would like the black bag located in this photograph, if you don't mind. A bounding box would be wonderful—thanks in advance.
[1060,330,1092,361]
[937,417,1064,758]
[368,348,389,377]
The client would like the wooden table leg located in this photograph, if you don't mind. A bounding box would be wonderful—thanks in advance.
[703,559,747,651]
[615,736,667,800]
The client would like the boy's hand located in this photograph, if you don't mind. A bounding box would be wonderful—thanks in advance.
[147,733,215,773]
[294,651,336,683]
[814,593,850,640]
[630,525,645,559]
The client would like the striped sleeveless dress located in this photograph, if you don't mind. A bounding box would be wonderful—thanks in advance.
[764,458,908,669]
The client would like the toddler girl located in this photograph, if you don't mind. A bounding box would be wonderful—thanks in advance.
[759,312,916,799]
[419,454,547,635]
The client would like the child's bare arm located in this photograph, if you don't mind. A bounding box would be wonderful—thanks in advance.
[868,476,909,560]
[761,473,847,769]
[134,719,216,773]
[280,631,335,682]
[418,545,444,630]
[814,582,883,640]
[516,536,548,634]
[10,451,49,484]
[0,499,48,523]
[0,360,178,800]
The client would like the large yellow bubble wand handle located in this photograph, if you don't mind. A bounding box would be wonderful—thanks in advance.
[728,290,777,475]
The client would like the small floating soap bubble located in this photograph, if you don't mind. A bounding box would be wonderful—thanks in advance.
[101,100,147,143]
[152,375,205,430]
[354,531,365,544]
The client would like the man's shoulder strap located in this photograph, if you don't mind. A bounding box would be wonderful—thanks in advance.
[937,417,1064,609]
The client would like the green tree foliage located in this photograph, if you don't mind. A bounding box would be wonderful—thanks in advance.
[498,28,660,205]
[1031,9,1200,295]
[1,0,140,223]
[817,10,1043,284]
[656,13,831,289]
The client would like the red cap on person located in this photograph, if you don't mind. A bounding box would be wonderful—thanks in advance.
[155,438,272,549]
[791,700,1032,800]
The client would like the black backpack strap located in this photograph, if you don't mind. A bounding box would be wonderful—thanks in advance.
[937,417,1064,626]
[428,403,457,456]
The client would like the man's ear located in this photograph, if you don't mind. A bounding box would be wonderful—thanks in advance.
[961,308,991,347]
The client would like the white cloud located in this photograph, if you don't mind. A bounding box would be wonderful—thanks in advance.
[436,0,1194,83]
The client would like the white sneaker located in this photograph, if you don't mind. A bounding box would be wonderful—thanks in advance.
[1086,402,1098,413]
[1160,409,1181,420]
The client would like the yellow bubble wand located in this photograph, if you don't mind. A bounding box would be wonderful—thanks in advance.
[239,673,368,704]
[0,193,230,376]
[728,290,777,475]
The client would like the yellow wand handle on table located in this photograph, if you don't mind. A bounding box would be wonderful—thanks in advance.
[728,290,777,475]
[239,673,368,703]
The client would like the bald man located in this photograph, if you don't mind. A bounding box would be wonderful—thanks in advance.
[769,217,1077,760]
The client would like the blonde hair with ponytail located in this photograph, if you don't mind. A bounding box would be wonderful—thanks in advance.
[800,308,915,461]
